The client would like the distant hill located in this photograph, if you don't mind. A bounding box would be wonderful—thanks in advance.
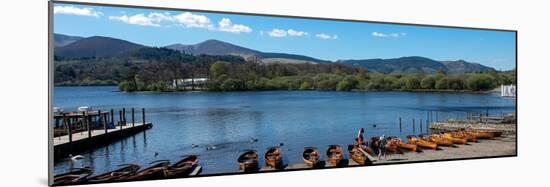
[53,33,83,47]
[53,34,496,73]
[54,36,144,58]
[166,39,260,57]
[440,60,496,74]
[340,56,495,74]
[166,39,328,64]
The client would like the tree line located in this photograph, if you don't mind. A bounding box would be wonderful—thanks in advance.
[54,47,516,92]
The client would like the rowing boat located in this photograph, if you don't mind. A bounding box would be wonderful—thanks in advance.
[164,155,199,178]
[303,147,321,168]
[53,167,93,186]
[238,150,259,172]
[347,145,372,166]
[407,135,437,150]
[466,131,494,139]
[445,132,477,142]
[87,164,140,183]
[119,160,170,181]
[326,145,343,166]
[397,141,418,152]
[427,135,454,146]
[442,133,467,144]
[265,146,283,168]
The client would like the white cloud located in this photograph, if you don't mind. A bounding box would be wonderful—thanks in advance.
[315,33,338,40]
[54,6,103,17]
[218,18,252,33]
[268,29,288,37]
[372,31,406,38]
[287,29,308,36]
[172,12,214,29]
[109,13,162,27]
[109,12,252,34]
[268,29,308,38]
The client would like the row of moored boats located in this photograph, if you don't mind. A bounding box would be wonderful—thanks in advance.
[53,155,199,185]
[54,129,502,185]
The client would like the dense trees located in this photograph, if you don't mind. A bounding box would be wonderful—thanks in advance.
[54,47,516,92]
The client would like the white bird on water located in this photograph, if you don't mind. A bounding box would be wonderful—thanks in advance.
[69,154,85,161]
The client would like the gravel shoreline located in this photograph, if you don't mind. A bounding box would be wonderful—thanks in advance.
[374,135,517,164]
[266,134,516,170]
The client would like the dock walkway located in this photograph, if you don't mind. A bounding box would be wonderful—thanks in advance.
[53,122,152,159]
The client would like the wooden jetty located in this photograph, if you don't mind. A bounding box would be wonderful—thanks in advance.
[53,107,153,159]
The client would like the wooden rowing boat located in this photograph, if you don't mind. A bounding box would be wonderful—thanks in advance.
[53,167,93,186]
[442,133,467,144]
[445,132,477,142]
[119,160,170,181]
[397,141,417,152]
[302,147,321,168]
[238,150,259,172]
[491,131,503,137]
[407,135,437,150]
[466,131,494,139]
[427,135,454,146]
[164,155,199,178]
[264,146,283,168]
[326,145,343,166]
[347,145,372,166]
[385,138,404,154]
[87,164,140,183]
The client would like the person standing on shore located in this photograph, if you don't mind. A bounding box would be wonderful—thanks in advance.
[378,135,387,160]
[356,128,365,145]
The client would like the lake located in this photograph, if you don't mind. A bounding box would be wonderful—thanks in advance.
[53,86,515,175]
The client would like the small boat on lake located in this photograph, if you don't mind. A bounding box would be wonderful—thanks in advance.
[347,145,372,166]
[164,155,199,178]
[264,146,283,168]
[407,135,438,150]
[302,147,321,168]
[326,145,343,166]
[53,167,93,186]
[119,160,170,181]
[238,150,259,172]
[87,164,140,183]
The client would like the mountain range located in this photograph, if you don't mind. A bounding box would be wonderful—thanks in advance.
[53,33,496,73]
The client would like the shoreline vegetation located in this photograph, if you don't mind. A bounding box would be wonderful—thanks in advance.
[54,47,516,92]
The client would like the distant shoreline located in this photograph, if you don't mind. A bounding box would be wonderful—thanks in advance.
[54,85,498,94]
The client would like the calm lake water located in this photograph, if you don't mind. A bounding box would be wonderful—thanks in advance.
[53,86,515,175]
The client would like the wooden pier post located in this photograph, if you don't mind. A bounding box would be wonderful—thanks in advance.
[435,111,439,122]
[64,113,72,143]
[426,111,430,124]
[81,111,90,138]
[131,108,135,127]
[412,119,416,133]
[119,110,123,131]
[142,108,146,125]
[420,119,423,132]
[102,111,108,134]
[122,108,126,126]
[399,117,402,132]
[110,109,114,124]
[426,119,429,133]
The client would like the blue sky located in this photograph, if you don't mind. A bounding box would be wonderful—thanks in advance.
[53,3,516,70]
